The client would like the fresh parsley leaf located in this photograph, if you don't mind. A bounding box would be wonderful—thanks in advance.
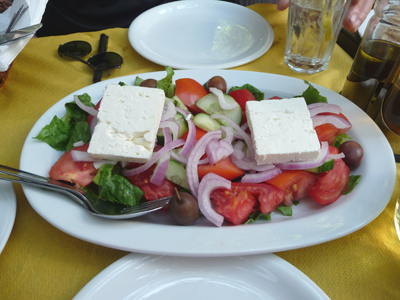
[295,80,328,104]
[244,211,271,224]
[228,84,264,100]
[277,206,293,216]
[333,133,352,148]
[343,175,362,195]
[65,121,91,152]
[34,115,72,151]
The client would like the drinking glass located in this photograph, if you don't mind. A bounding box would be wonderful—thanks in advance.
[284,0,351,74]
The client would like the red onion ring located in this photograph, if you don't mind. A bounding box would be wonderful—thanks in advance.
[197,173,231,227]
[241,167,282,183]
[176,107,196,158]
[70,150,97,162]
[73,95,98,116]
[186,130,222,198]
[163,127,172,145]
[123,139,185,176]
[308,103,342,117]
[150,153,171,186]
[312,115,351,130]
[73,141,85,147]
[209,87,238,110]
[161,101,177,121]
[160,120,180,142]
[328,152,345,160]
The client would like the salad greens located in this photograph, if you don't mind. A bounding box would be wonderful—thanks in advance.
[228,83,264,100]
[34,94,94,152]
[295,80,328,105]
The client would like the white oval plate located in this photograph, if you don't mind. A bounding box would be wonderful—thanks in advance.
[0,181,16,254]
[20,70,396,257]
[128,1,274,69]
[73,253,330,300]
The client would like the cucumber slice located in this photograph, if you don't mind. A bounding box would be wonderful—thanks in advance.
[165,159,189,190]
[195,93,242,126]
[193,113,221,132]
[172,95,190,113]
[157,112,188,144]
[306,159,334,173]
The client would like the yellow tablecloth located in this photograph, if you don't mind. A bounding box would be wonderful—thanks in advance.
[0,4,399,299]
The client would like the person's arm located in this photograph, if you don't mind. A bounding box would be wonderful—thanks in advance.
[276,0,375,33]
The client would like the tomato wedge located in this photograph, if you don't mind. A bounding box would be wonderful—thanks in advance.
[210,183,285,225]
[228,89,256,124]
[198,157,245,181]
[314,123,338,145]
[86,99,102,126]
[126,165,176,201]
[319,112,352,134]
[266,170,318,206]
[307,147,350,204]
[180,126,207,142]
[49,144,98,187]
[175,78,208,114]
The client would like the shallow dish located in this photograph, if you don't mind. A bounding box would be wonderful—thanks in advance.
[0,181,16,254]
[73,253,330,300]
[20,70,396,256]
[128,1,274,69]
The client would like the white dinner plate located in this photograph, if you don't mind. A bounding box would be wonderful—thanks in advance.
[20,70,396,257]
[73,253,330,300]
[0,181,16,254]
[128,1,274,69]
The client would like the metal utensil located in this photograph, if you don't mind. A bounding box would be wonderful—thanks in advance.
[0,164,171,219]
[0,23,42,46]
[5,4,29,33]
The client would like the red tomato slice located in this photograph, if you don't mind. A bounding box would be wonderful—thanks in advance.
[49,144,98,187]
[314,123,338,145]
[228,89,256,124]
[266,170,318,206]
[180,126,207,142]
[175,78,208,114]
[307,147,350,204]
[126,165,176,201]
[86,99,102,126]
[197,157,245,181]
[268,96,282,99]
[210,183,285,225]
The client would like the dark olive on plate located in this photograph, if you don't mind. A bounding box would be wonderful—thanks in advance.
[207,76,227,94]
[169,189,199,225]
[339,140,364,170]
[140,78,158,88]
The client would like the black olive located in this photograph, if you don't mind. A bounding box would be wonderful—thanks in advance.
[207,76,227,94]
[140,78,158,88]
[339,141,364,170]
[169,189,199,225]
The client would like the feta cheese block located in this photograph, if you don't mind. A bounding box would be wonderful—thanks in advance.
[246,97,321,165]
[88,84,165,163]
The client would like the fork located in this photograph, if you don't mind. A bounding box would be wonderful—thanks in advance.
[5,5,29,33]
[0,164,171,219]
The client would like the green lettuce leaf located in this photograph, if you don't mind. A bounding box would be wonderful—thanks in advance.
[343,175,362,195]
[295,80,328,104]
[34,115,72,151]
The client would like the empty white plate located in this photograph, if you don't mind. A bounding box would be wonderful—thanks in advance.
[0,181,16,254]
[128,1,274,69]
[73,253,330,300]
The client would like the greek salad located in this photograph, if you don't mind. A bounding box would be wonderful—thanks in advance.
[35,67,363,227]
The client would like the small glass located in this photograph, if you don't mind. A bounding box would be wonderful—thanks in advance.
[284,0,351,74]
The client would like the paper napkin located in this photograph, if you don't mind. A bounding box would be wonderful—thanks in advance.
[0,0,48,72]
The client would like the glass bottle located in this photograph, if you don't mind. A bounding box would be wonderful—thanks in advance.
[341,0,400,121]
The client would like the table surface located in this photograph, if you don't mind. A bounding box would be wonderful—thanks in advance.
[0,4,399,300]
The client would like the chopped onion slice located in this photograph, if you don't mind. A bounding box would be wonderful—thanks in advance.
[209,87,238,110]
[150,153,171,186]
[160,120,180,142]
[312,114,351,130]
[241,167,282,183]
[231,150,275,171]
[221,126,234,143]
[163,127,172,145]
[161,101,176,121]
[176,107,196,158]
[89,115,98,135]
[186,130,222,198]
[170,149,209,166]
[308,103,342,117]
[198,173,231,227]
[275,141,329,170]
[73,141,85,147]
[206,140,234,165]
[211,114,254,158]
[70,150,97,162]
[73,95,98,116]
[93,160,118,169]
[328,152,345,160]
[123,139,185,176]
